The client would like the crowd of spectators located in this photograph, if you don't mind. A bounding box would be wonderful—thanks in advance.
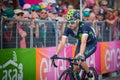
[0,0,120,49]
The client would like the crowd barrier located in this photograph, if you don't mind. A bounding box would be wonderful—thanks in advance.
[0,18,120,49]
[0,40,120,80]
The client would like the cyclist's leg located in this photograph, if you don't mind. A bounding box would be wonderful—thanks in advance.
[73,41,81,79]
[81,41,97,78]
[73,41,97,79]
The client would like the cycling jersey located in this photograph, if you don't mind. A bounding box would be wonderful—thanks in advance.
[63,22,97,58]
[63,22,96,43]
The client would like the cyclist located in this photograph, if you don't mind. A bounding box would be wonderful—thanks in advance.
[51,9,97,80]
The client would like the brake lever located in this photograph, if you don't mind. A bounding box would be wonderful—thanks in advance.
[51,59,58,68]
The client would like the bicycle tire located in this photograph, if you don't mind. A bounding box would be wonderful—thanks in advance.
[59,68,75,80]
[81,67,98,80]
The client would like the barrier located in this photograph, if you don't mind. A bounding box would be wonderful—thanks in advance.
[0,40,120,80]
[0,19,120,49]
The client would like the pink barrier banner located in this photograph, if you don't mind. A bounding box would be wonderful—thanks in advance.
[100,40,120,74]
[36,46,74,80]
[35,40,120,79]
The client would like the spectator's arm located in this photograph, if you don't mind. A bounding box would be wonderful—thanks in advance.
[105,17,118,25]
[82,2,87,11]
[18,24,27,38]
[95,0,100,7]
[34,25,39,38]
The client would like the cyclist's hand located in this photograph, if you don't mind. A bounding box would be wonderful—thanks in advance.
[50,54,57,64]
[50,54,57,59]
[75,54,85,65]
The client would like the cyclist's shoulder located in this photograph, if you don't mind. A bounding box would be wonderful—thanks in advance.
[79,22,90,28]
[64,25,72,31]
[79,22,91,31]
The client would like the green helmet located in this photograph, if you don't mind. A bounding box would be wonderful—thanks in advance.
[66,9,80,21]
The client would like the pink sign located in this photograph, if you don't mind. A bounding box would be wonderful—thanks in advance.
[36,40,120,79]
[100,40,120,74]
[36,46,73,80]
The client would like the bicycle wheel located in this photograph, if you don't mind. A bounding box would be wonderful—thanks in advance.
[81,67,98,80]
[59,68,75,80]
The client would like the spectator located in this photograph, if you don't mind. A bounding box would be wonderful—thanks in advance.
[83,8,91,21]
[46,2,52,10]
[31,12,42,47]
[2,8,17,48]
[92,5,100,15]
[99,0,108,14]
[20,11,31,48]
[38,8,48,46]
[22,3,31,12]
[106,9,119,40]
[67,4,74,11]
[48,8,58,21]
[14,9,28,48]
[85,0,95,8]
[106,9,119,24]
[88,12,101,41]
[57,19,65,43]
[96,12,104,21]
[39,8,49,20]
[61,4,68,15]
[30,4,41,17]
[14,9,24,19]
[23,3,31,10]
[39,8,56,47]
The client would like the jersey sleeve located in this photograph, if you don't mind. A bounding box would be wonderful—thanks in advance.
[63,27,69,37]
[82,24,89,35]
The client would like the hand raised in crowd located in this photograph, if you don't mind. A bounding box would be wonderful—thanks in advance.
[20,30,27,38]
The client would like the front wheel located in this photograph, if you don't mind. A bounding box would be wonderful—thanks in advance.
[81,67,98,80]
[59,68,76,80]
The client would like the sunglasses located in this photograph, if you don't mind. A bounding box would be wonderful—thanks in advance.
[24,17,30,19]
[32,10,36,12]
[66,21,76,25]
[102,4,107,6]
[16,13,23,16]
[41,12,47,14]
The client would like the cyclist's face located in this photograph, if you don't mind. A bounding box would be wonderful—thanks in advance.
[67,20,77,30]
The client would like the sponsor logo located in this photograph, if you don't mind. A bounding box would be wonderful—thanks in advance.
[0,51,23,80]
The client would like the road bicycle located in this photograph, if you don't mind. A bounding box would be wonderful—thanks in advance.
[51,56,98,80]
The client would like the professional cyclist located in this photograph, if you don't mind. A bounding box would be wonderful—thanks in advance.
[51,9,97,80]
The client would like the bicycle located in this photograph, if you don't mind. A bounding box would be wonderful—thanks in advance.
[50,56,98,80]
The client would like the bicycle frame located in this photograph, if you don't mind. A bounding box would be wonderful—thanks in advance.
[51,56,85,80]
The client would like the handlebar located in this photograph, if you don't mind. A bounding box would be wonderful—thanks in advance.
[50,56,85,68]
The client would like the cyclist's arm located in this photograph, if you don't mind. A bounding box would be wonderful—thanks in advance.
[56,26,71,55]
[56,36,67,55]
[79,34,88,57]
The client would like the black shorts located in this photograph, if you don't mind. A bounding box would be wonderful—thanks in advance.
[74,39,97,59]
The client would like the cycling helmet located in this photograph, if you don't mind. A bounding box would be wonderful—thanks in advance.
[66,9,80,21]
